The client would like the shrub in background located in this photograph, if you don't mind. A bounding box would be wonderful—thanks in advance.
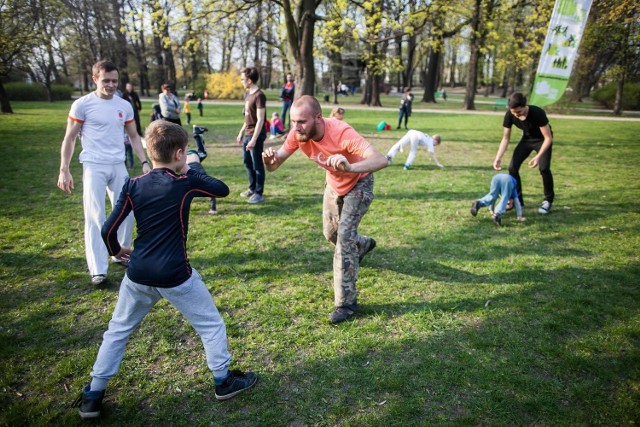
[591,82,640,110]
[206,71,245,100]
[5,83,74,101]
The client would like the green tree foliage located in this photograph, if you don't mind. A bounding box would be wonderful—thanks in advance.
[575,0,639,114]
[2,0,638,112]
[0,0,40,112]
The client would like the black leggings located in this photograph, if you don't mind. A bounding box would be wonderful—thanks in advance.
[508,139,554,205]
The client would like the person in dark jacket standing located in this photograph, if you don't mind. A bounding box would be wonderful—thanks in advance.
[397,87,414,129]
[122,82,143,137]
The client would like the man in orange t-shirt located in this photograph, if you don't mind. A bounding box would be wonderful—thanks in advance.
[263,96,389,324]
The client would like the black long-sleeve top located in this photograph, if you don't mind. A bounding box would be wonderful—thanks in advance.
[101,168,229,288]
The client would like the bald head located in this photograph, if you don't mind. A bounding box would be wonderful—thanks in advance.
[290,95,325,142]
[292,95,322,117]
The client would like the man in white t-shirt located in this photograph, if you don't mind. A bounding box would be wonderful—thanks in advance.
[57,60,151,287]
[386,130,443,170]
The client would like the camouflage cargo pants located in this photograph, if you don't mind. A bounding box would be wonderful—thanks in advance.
[322,174,375,307]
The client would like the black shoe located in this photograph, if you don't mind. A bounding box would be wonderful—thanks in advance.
[359,238,376,263]
[328,304,358,324]
[72,384,104,419]
[215,370,258,401]
[470,201,481,217]
[492,213,502,226]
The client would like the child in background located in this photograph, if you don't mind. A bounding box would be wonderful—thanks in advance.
[150,103,162,122]
[197,98,203,116]
[329,107,345,120]
[184,96,192,125]
[72,121,257,420]
[386,130,443,170]
[470,173,526,226]
[269,112,286,139]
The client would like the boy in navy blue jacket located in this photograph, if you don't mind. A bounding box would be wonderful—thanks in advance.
[74,120,257,419]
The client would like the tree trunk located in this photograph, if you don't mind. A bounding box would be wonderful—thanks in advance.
[152,32,165,92]
[359,0,383,107]
[253,0,262,74]
[281,0,318,99]
[395,32,403,91]
[448,50,457,87]
[164,30,176,87]
[111,0,128,87]
[138,26,150,96]
[613,73,624,116]
[329,50,342,104]
[0,81,14,114]
[404,33,417,89]
[463,0,483,110]
[422,49,440,103]
[264,21,274,89]
[500,68,509,98]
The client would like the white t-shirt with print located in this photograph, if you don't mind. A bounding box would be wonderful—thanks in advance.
[68,92,134,164]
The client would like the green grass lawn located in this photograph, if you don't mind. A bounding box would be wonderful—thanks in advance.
[1,101,639,426]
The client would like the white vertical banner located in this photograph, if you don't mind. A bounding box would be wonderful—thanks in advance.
[529,0,593,107]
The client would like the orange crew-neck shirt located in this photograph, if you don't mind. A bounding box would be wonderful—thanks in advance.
[282,118,371,196]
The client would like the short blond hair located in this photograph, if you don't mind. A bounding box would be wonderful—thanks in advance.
[144,121,188,164]
[330,107,345,118]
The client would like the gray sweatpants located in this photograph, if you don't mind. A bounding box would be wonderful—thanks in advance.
[89,269,231,390]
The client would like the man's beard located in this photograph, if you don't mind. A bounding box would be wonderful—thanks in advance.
[295,124,316,142]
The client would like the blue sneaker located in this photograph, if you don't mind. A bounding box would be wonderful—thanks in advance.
[72,384,105,419]
[215,370,258,401]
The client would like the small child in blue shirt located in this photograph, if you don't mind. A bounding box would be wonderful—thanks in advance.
[73,121,257,420]
[470,173,526,226]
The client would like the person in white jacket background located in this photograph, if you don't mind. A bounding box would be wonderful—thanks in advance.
[386,130,443,170]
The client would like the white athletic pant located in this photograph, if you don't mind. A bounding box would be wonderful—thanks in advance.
[82,162,133,276]
[387,133,422,167]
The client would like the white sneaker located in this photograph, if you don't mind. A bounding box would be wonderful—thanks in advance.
[240,189,255,198]
[248,193,264,204]
[111,256,129,266]
[538,201,551,215]
[91,275,107,286]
